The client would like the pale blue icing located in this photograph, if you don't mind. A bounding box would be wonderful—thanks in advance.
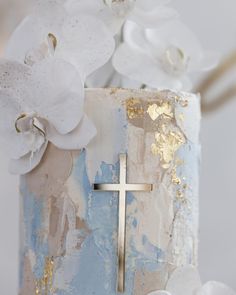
[68,151,117,293]
[20,150,167,294]
[69,151,135,294]
[175,140,200,264]
[177,141,200,193]
[19,180,49,286]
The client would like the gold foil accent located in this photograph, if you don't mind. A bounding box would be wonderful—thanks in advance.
[181,100,189,107]
[93,154,153,293]
[126,98,144,119]
[175,96,189,108]
[35,257,54,295]
[15,113,27,133]
[171,167,181,185]
[176,189,184,199]
[151,129,186,168]
[48,33,57,51]
[147,102,173,121]
[15,114,46,138]
[176,183,188,201]
[183,183,188,190]
[195,51,236,114]
[178,113,185,121]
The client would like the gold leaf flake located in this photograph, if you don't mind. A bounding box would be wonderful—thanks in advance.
[162,163,171,169]
[178,113,185,121]
[183,183,188,190]
[126,98,144,119]
[175,96,189,107]
[15,113,27,133]
[171,167,181,185]
[35,257,54,295]
[48,33,57,51]
[180,100,189,107]
[176,189,184,199]
[147,102,173,121]
[151,128,185,168]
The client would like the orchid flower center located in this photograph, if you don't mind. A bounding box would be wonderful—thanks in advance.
[24,33,58,66]
[15,113,46,153]
[160,46,190,77]
[104,0,136,17]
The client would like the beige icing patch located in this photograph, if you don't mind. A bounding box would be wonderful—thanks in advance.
[48,193,90,256]
[133,269,168,295]
[25,143,73,198]
[19,255,35,295]
[127,127,161,185]
[66,174,87,219]
[48,195,69,257]
[128,184,173,252]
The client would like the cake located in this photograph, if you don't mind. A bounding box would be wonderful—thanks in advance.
[19,88,200,295]
[0,1,221,294]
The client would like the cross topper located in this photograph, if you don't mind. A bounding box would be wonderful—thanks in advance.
[93,154,153,293]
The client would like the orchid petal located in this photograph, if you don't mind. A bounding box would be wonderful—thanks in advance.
[113,43,184,89]
[0,91,31,159]
[33,0,66,19]
[30,59,85,134]
[146,21,203,65]
[47,115,97,150]
[65,0,104,15]
[148,291,171,295]
[180,76,193,91]
[9,141,48,175]
[86,59,123,88]
[65,0,125,35]
[0,59,32,104]
[197,281,236,295]
[57,14,115,79]
[113,43,158,85]
[6,10,115,80]
[189,51,220,72]
[131,5,178,28]
[166,265,202,295]
[123,20,149,51]
[136,0,172,9]
[42,91,84,135]
[5,15,62,64]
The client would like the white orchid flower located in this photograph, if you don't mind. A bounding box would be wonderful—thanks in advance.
[5,1,115,81]
[65,0,178,35]
[0,58,96,175]
[148,266,236,295]
[113,20,219,90]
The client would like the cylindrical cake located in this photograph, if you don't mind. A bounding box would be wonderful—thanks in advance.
[19,88,200,295]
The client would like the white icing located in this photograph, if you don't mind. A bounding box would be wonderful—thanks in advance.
[175,92,201,144]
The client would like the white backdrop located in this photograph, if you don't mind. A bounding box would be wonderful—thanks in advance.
[172,0,236,287]
[0,0,236,293]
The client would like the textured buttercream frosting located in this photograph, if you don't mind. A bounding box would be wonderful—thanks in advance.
[19,88,200,295]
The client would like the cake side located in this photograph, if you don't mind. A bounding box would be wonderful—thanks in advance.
[19,88,200,295]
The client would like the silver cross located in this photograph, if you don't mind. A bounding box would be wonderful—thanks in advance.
[93,154,153,293]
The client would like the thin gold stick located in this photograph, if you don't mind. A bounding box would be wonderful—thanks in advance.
[195,51,236,113]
